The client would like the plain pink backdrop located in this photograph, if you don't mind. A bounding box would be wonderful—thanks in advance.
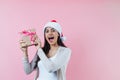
[0,0,120,80]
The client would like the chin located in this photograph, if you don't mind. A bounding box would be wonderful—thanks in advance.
[48,41,57,45]
[49,43,55,45]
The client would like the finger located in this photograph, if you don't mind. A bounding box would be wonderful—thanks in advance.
[19,40,26,44]
[19,41,27,47]
[20,44,27,48]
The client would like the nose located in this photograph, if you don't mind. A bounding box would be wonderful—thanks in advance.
[48,30,53,35]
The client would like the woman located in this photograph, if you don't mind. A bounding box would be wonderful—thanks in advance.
[20,20,71,80]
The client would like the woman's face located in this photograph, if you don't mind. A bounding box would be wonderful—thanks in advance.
[45,27,59,45]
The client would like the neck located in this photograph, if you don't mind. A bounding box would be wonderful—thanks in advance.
[50,43,59,50]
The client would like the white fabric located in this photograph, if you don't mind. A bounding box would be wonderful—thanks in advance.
[37,54,57,80]
[22,46,71,80]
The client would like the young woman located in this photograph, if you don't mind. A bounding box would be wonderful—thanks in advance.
[20,20,71,80]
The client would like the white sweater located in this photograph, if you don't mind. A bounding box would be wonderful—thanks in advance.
[22,46,71,80]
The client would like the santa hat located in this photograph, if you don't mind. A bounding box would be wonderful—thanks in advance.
[43,20,66,41]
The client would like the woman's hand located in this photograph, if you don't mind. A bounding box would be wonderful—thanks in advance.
[19,40,28,57]
[34,35,42,50]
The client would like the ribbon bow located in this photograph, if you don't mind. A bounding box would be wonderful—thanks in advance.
[20,30,36,42]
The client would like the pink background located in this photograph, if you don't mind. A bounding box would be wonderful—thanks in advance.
[0,0,120,80]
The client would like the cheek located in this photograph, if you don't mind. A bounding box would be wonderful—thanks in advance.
[54,32,59,36]
[54,33,59,38]
[55,35,59,40]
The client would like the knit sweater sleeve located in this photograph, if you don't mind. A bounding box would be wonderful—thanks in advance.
[37,47,71,73]
[22,53,38,74]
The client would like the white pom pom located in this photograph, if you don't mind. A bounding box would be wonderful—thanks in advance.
[61,36,66,41]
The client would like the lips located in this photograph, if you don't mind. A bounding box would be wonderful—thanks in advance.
[48,36,54,42]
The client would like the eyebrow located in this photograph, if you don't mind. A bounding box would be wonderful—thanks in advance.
[45,27,55,31]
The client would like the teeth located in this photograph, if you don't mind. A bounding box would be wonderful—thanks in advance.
[48,37,54,40]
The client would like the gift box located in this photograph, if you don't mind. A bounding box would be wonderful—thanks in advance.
[20,29,37,48]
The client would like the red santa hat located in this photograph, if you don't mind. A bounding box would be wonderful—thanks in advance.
[43,20,66,41]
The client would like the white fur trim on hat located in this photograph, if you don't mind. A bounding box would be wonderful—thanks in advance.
[43,20,62,35]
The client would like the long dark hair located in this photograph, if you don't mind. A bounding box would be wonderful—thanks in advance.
[34,31,66,69]
[42,34,66,55]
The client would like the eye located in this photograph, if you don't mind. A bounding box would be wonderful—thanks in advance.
[45,29,49,33]
[51,28,56,32]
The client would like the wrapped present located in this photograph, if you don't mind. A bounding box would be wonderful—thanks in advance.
[20,29,38,48]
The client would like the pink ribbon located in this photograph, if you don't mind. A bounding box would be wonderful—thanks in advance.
[20,30,36,42]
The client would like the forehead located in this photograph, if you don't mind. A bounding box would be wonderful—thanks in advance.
[45,27,55,30]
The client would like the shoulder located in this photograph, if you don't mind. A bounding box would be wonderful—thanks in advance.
[59,46,72,54]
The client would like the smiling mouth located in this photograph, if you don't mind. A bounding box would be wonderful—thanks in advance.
[48,37,54,41]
